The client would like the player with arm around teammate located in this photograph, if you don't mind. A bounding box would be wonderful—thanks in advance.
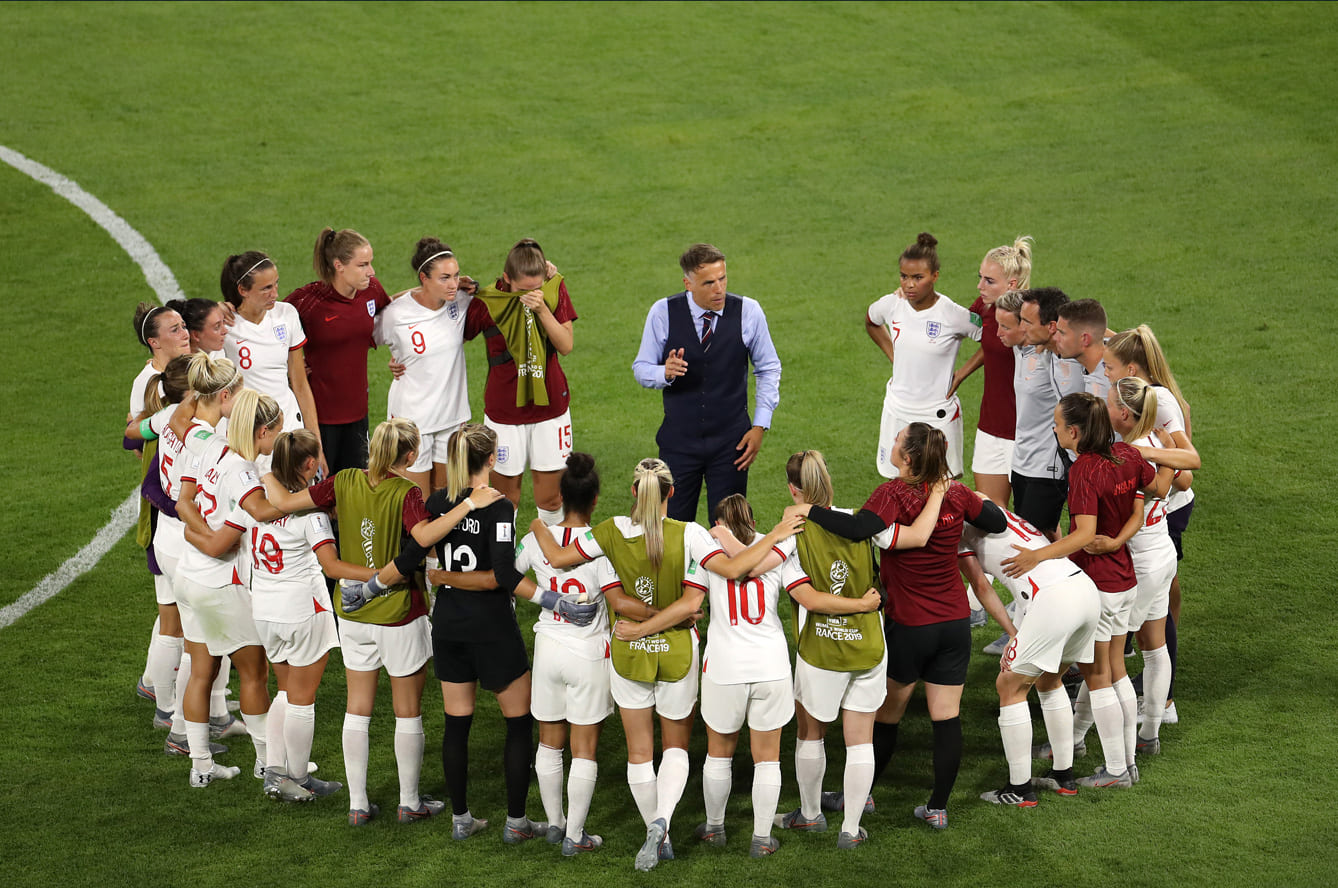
[1106,377,1188,756]
[772,450,948,846]
[528,458,799,871]
[865,233,983,480]
[791,427,1009,830]
[512,452,612,855]
[1002,393,1166,789]
[263,417,497,825]
[959,500,1100,806]
[420,424,550,844]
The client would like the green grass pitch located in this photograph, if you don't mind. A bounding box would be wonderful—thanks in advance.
[1,2,1336,886]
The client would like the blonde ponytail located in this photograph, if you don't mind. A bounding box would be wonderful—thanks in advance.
[369,418,421,485]
[226,389,282,461]
[630,458,674,569]
[443,423,496,499]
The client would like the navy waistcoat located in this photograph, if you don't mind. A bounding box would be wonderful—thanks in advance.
[658,293,750,446]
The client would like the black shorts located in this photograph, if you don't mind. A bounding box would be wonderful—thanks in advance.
[1011,472,1068,535]
[1166,498,1194,561]
[433,626,530,692]
[320,418,370,475]
[885,616,971,686]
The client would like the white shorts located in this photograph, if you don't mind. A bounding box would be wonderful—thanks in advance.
[339,615,432,677]
[876,389,965,479]
[1094,585,1138,643]
[153,572,177,606]
[531,633,614,725]
[175,576,262,656]
[256,611,339,668]
[609,641,700,721]
[971,428,1015,477]
[409,423,467,474]
[1129,546,1177,631]
[701,672,794,734]
[793,648,888,724]
[485,409,573,476]
[1003,572,1100,677]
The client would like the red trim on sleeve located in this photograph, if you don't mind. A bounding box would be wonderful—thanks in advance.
[785,576,813,593]
[700,549,724,565]
[682,579,708,593]
[889,523,900,547]
[312,538,336,552]
[600,580,622,593]
[237,485,264,507]
[223,520,245,531]
[771,545,785,560]
[289,336,308,351]
[574,537,596,560]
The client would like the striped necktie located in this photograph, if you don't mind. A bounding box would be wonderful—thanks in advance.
[701,311,717,348]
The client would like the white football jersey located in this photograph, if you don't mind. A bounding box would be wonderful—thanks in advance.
[1125,433,1177,561]
[866,292,981,409]
[698,534,790,685]
[129,361,158,417]
[147,404,189,561]
[375,291,474,435]
[959,508,1085,612]
[242,510,336,624]
[224,301,306,434]
[515,524,615,661]
[178,434,261,587]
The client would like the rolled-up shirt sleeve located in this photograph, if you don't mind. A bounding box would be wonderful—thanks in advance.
[742,299,782,429]
[632,299,672,390]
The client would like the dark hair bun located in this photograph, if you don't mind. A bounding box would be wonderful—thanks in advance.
[566,451,596,477]
[916,232,938,249]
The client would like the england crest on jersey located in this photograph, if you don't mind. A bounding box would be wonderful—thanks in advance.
[926,320,942,338]
[447,301,459,321]
[366,299,377,317]
[274,324,287,343]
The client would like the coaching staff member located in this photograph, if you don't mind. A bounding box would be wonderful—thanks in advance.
[633,244,781,522]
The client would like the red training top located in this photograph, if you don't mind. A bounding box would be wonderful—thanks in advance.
[1067,442,1155,593]
[971,296,1016,440]
[481,278,578,426]
[285,278,392,425]
[862,480,983,626]
[308,472,431,624]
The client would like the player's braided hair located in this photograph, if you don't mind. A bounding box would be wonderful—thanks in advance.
[631,458,674,569]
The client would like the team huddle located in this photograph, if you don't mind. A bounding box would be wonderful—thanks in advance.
[123,229,1200,866]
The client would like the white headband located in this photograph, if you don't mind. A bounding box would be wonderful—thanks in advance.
[417,250,454,275]
[140,305,165,346]
[238,257,271,283]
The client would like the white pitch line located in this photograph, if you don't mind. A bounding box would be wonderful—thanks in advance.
[0,145,183,629]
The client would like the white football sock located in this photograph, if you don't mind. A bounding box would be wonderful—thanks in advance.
[171,648,191,735]
[752,760,782,839]
[1038,687,1075,771]
[266,691,288,771]
[209,654,230,719]
[841,744,875,836]
[627,760,658,827]
[147,634,182,716]
[702,755,732,826]
[395,716,425,808]
[566,757,598,842]
[185,719,213,771]
[285,702,316,783]
[1138,645,1172,742]
[654,747,690,831]
[1114,676,1138,768]
[998,701,1033,786]
[535,743,566,828]
[142,615,160,687]
[537,505,565,525]
[1089,686,1126,775]
[795,739,826,820]
[241,711,267,767]
[1072,681,1094,745]
[343,713,372,811]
